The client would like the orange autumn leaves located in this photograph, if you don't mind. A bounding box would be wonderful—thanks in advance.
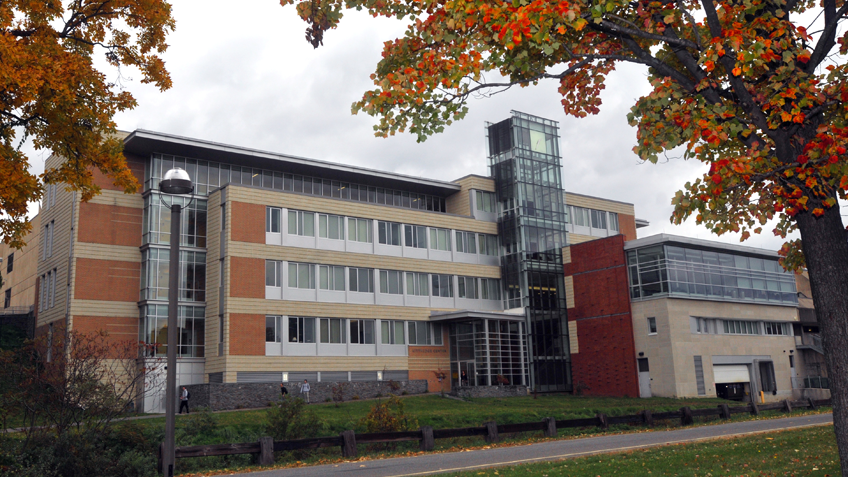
[0,1,174,248]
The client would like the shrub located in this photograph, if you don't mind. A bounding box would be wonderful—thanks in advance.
[265,397,321,442]
[332,382,348,407]
[359,396,418,452]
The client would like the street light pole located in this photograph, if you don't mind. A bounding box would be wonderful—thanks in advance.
[158,167,193,477]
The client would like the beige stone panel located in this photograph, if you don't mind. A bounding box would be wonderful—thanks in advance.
[568,321,579,354]
[631,300,678,397]
[89,189,144,209]
[0,214,41,310]
[226,297,453,321]
[453,175,495,192]
[37,182,80,328]
[71,300,139,318]
[568,234,595,245]
[75,242,141,262]
[205,193,224,357]
[564,276,575,309]
[221,355,409,372]
[562,246,571,264]
[565,193,635,216]
[446,189,471,217]
[227,186,498,234]
[229,242,501,278]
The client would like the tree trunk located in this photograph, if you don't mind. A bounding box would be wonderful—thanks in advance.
[794,202,848,474]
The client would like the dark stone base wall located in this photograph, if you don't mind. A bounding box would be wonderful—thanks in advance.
[451,385,529,399]
[185,380,428,411]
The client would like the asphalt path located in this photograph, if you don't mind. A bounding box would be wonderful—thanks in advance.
[224,413,833,477]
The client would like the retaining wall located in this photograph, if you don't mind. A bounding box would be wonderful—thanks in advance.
[451,385,529,399]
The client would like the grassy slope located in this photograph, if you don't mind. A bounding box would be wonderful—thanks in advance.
[444,424,840,476]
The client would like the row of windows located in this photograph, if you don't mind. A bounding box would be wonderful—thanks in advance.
[266,316,443,346]
[267,207,499,255]
[147,153,448,212]
[650,317,795,336]
[42,183,57,210]
[265,260,502,300]
[568,205,619,232]
[40,268,58,311]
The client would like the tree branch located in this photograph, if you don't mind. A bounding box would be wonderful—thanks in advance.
[804,0,848,73]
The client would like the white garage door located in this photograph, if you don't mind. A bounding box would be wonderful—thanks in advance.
[713,364,750,383]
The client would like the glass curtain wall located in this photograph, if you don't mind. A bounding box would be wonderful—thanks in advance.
[448,319,528,389]
[487,111,571,392]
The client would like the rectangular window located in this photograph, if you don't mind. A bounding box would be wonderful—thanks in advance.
[318,265,345,291]
[381,320,406,344]
[49,269,56,308]
[404,225,427,248]
[287,210,315,236]
[348,218,372,243]
[429,228,451,251]
[476,190,496,213]
[266,207,281,233]
[319,318,346,343]
[350,319,375,344]
[288,316,316,343]
[265,260,280,287]
[477,234,499,256]
[723,320,759,335]
[4,288,10,308]
[378,221,401,246]
[405,272,429,296]
[265,315,283,343]
[457,276,478,299]
[6,253,12,273]
[456,231,477,254]
[480,278,501,300]
[287,262,315,289]
[431,274,453,298]
[764,322,790,336]
[609,212,619,232]
[318,214,343,240]
[408,321,443,345]
[379,270,403,294]
[571,206,589,227]
[348,267,374,293]
[648,317,657,334]
[590,210,607,229]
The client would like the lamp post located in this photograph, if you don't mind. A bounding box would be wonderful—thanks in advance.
[159,167,193,477]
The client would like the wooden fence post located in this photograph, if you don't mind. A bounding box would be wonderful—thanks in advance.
[258,436,274,466]
[485,421,499,443]
[808,398,818,410]
[542,417,557,438]
[718,404,730,420]
[783,399,792,413]
[419,426,435,451]
[341,430,357,458]
[157,442,164,475]
[680,407,693,426]
[641,410,653,427]
[750,401,760,416]
[596,413,609,430]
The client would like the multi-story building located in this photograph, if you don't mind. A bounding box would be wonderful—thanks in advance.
[564,233,803,402]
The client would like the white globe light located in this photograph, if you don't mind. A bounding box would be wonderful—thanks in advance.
[159,167,193,195]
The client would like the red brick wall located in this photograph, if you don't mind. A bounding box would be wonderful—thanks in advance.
[229,257,264,298]
[78,202,142,247]
[73,316,138,355]
[564,235,639,397]
[91,154,145,192]
[229,313,264,355]
[74,258,140,302]
[230,201,264,244]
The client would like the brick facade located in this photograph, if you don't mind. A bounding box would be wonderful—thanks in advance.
[78,202,143,247]
[230,201,264,244]
[229,313,265,355]
[74,258,141,302]
[90,155,145,192]
[564,235,639,397]
[618,214,638,241]
[229,257,265,298]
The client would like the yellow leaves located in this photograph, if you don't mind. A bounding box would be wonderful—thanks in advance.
[573,18,587,31]
[732,67,742,76]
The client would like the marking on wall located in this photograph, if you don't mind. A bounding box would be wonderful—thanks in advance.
[568,321,579,354]
[564,276,574,309]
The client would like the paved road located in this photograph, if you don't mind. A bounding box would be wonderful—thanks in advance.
[225,413,833,477]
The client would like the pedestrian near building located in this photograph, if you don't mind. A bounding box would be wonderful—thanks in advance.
[300,379,311,403]
[179,386,190,414]
[280,383,289,398]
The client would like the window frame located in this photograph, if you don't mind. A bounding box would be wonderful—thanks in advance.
[431,274,454,298]
[378,221,402,246]
[287,210,315,237]
[379,270,403,295]
[319,318,346,343]
[287,262,316,289]
[347,217,373,243]
[405,272,429,296]
[318,213,344,240]
[647,317,657,335]
[266,207,282,233]
[404,225,427,248]
[288,316,316,343]
[348,267,374,293]
[350,319,376,344]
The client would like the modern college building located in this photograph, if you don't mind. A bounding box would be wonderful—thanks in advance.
[0,110,824,412]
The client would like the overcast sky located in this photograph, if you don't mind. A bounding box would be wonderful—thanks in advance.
[27,0,801,253]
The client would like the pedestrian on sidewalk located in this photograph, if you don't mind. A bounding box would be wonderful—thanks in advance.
[179,386,190,414]
[300,379,311,403]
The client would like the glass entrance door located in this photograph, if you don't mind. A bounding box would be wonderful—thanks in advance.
[460,361,475,387]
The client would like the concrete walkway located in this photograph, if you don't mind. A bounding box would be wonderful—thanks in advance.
[224,412,833,477]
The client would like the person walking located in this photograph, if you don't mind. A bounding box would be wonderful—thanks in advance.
[300,379,311,403]
[280,383,289,398]
[179,386,190,414]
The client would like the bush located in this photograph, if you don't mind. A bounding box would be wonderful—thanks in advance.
[265,398,321,442]
[359,396,418,452]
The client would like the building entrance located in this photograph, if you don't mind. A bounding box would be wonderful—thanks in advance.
[445,314,528,389]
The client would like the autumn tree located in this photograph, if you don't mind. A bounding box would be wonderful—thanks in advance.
[1,1,174,249]
[282,0,848,470]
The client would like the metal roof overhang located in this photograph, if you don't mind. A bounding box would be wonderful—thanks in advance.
[123,130,462,197]
[428,310,526,322]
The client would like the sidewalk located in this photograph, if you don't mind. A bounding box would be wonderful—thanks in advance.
[224,412,833,477]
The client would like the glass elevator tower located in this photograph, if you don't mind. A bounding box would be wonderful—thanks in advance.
[487,111,571,392]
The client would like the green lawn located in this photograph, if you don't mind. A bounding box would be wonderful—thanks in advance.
[445,424,840,476]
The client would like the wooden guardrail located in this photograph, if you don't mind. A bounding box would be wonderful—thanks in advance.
[157,397,831,474]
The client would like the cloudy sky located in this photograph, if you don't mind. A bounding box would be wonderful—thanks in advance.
[28,0,800,252]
